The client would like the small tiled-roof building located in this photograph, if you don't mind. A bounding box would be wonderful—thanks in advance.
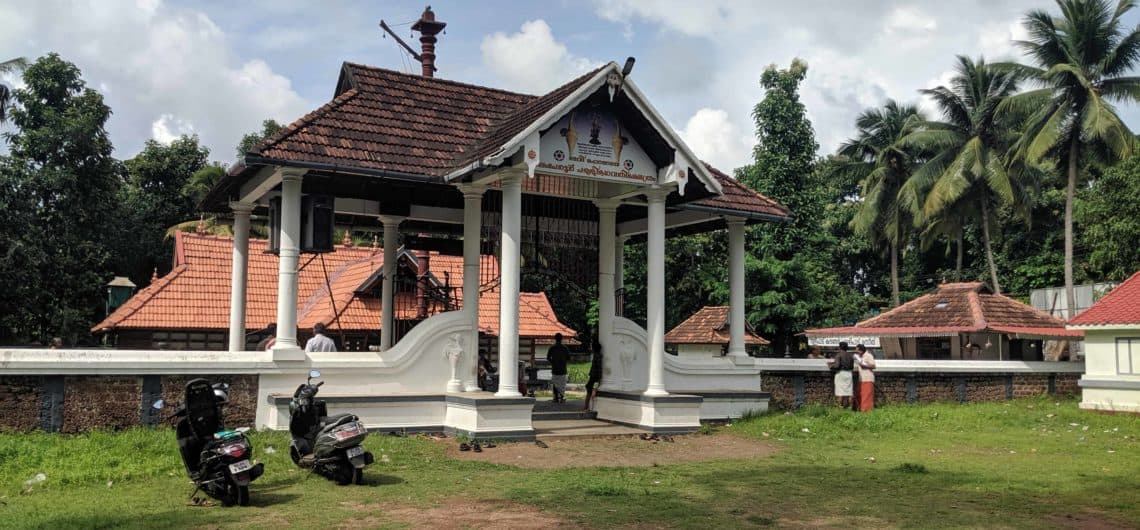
[806,282,1082,360]
[1068,271,1140,412]
[93,232,576,352]
[665,306,769,356]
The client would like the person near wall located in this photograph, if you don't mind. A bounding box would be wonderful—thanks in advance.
[582,339,604,412]
[304,322,337,353]
[256,323,277,351]
[856,344,876,412]
[827,342,856,408]
[547,333,570,403]
[49,337,63,349]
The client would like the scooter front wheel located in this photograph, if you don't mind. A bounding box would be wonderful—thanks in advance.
[352,468,364,485]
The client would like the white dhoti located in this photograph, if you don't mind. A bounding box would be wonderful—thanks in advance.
[834,371,853,397]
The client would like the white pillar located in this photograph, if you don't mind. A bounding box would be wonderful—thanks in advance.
[645,189,669,396]
[270,169,305,360]
[496,174,523,397]
[378,215,404,351]
[596,200,618,361]
[727,217,747,358]
[227,202,255,352]
[460,185,485,392]
[615,234,627,317]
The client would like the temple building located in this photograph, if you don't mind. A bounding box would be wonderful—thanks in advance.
[193,7,789,436]
[805,282,1082,360]
[1068,271,1140,413]
[665,306,769,357]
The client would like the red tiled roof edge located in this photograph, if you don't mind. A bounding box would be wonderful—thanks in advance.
[90,264,190,332]
[698,164,791,219]
[1069,271,1140,326]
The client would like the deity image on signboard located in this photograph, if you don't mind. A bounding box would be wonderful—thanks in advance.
[560,110,578,158]
[541,103,656,184]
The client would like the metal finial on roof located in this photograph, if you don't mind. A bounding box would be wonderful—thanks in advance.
[196,214,207,235]
[371,234,379,248]
[151,267,158,281]
[342,230,353,247]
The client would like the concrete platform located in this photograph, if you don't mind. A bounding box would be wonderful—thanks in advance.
[533,419,647,439]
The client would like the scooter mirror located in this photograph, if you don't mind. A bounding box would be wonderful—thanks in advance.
[152,399,165,410]
[309,369,321,379]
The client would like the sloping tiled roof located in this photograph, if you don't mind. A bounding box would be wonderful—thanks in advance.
[805,282,1082,339]
[93,232,576,340]
[692,165,791,220]
[1069,271,1140,327]
[664,306,769,346]
[254,63,533,177]
[236,62,789,221]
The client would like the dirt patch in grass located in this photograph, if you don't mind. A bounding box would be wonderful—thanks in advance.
[1046,510,1135,530]
[443,433,778,469]
[361,498,565,529]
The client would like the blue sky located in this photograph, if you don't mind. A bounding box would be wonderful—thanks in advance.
[3,0,1139,172]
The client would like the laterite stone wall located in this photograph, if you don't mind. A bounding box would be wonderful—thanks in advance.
[760,371,1080,410]
[0,374,259,433]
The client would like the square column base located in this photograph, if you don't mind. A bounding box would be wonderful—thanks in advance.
[443,393,535,441]
[594,391,701,434]
[270,345,306,362]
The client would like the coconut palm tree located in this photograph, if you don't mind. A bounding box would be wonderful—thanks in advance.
[899,56,1029,294]
[0,57,28,124]
[999,0,1140,317]
[836,100,923,307]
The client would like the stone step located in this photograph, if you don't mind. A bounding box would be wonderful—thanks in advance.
[532,410,598,421]
[532,419,646,439]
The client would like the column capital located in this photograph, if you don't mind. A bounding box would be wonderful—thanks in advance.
[457,183,487,199]
[378,215,406,227]
[643,186,671,202]
[594,198,621,212]
[724,216,747,228]
[228,201,256,214]
[279,167,307,182]
[616,233,630,244]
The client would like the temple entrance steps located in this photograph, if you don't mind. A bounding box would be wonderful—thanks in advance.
[532,399,597,421]
[531,399,647,438]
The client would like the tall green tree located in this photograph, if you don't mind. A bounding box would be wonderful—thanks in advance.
[0,57,28,124]
[903,56,1030,294]
[111,136,212,285]
[237,119,283,157]
[1001,0,1140,316]
[736,59,865,354]
[1078,154,1140,280]
[836,100,922,306]
[0,54,120,344]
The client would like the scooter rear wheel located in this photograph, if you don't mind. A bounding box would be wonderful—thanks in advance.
[221,481,250,507]
[352,468,364,485]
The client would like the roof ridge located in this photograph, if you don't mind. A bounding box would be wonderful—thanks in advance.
[856,292,934,328]
[252,88,361,155]
[343,61,538,99]
[968,291,988,329]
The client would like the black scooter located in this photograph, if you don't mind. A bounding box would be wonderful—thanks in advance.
[156,378,264,506]
[289,370,373,485]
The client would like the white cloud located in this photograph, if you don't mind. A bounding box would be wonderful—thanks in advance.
[151,114,195,144]
[678,108,754,171]
[590,0,1049,155]
[481,20,599,94]
[0,0,310,160]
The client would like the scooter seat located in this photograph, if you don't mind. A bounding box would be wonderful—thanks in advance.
[318,413,357,431]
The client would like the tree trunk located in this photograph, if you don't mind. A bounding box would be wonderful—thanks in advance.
[980,199,1001,294]
[890,241,900,307]
[1065,137,1078,320]
[955,227,964,281]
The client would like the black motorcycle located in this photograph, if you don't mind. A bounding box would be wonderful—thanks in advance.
[157,378,264,506]
[288,370,373,485]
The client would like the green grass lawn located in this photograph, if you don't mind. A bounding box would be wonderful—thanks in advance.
[2,398,1139,529]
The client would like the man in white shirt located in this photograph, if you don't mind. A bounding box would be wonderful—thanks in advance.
[305,322,337,352]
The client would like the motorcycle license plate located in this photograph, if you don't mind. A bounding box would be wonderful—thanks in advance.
[346,446,365,458]
[228,460,253,474]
